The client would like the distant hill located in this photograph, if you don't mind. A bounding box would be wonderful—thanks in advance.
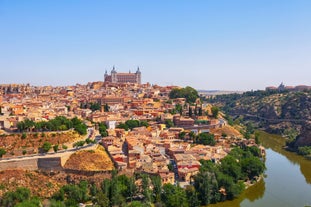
[198,90,244,96]
[209,90,311,147]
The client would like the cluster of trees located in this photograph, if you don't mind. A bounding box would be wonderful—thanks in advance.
[81,102,110,112]
[0,187,40,207]
[189,105,203,117]
[193,146,265,205]
[117,120,149,131]
[195,133,216,146]
[17,116,87,135]
[99,122,108,137]
[211,106,220,118]
[169,104,183,115]
[178,132,216,146]
[297,146,311,156]
[39,142,68,153]
[284,128,299,147]
[169,86,199,103]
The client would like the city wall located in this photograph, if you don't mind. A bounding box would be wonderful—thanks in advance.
[0,154,71,171]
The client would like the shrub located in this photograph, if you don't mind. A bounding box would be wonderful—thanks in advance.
[41,142,52,153]
[0,148,6,158]
[21,133,27,139]
[53,145,59,153]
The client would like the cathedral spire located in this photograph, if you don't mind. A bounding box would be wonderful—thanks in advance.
[136,66,141,74]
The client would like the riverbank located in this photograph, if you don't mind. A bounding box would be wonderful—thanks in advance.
[210,131,311,207]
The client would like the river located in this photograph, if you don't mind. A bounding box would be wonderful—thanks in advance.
[209,131,311,207]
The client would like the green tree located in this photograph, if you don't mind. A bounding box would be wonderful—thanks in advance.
[297,146,311,156]
[169,86,199,103]
[104,103,109,112]
[142,174,152,204]
[185,185,200,207]
[1,187,31,207]
[189,131,196,142]
[151,175,162,203]
[99,123,108,137]
[140,121,149,127]
[41,142,52,153]
[194,171,219,205]
[90,102,101,112]
[73,141,85,148]
[0,148,6,158]
[197,133,216,146]
[179,131,186,140]
[219,155,243,182]
[175,104,183,115]
[21,132,27,139]
[74,123,87,135]
[53,145,59,152]
[14,197,41,207]
[125,120,140,130]
[49,199,66,207]
[165,120,174,128]
[189,107,193,117]
[92,192,109,207]
[117,123,129,131]
[216,172,244,200]
[126,201,145,207]
[211,106,220,118]
[161,184,189,207]
[241,156,265,179]
[198,107,203,116]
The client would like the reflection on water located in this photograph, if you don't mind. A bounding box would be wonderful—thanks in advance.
[208,176,265,207]
[208,131,311,207]
[258,131,311,185]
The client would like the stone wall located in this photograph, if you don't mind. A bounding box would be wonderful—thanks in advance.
[0,158,38,171]
[0,153,71,171]
[38,157,63,171]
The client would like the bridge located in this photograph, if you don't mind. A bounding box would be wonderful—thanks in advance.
[232,113,309,124]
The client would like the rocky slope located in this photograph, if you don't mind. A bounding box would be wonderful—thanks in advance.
[294,122,311,147]
[210,90,311,147]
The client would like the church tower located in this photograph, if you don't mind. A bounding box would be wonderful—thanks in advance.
[104,70,108,81]
[111,66,117,83]
[135,67,141,84]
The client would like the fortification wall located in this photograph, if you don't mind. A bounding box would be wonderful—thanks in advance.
[0,158,38,171]
[38,157,63,171]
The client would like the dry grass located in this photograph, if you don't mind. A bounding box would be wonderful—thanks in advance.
[64,145,114,171]
[0,170,65,198]
[0,131,82,156]
[211,125,242,138]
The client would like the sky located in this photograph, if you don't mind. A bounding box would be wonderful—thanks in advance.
[0,0,310,91]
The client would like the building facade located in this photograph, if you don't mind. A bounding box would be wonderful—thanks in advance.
[104,67,141,84]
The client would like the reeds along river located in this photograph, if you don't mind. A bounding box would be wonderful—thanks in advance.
[208,131,311,207]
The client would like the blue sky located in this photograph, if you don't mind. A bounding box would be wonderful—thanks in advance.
[0,0,310,90]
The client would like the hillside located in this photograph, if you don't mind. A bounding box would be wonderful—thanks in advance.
[209,90,311,147]
[0,170,65,198]
[0,131,82,157]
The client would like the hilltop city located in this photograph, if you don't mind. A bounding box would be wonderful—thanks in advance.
[0,68,265,206]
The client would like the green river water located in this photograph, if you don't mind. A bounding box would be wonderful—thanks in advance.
[208,131,311,207]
